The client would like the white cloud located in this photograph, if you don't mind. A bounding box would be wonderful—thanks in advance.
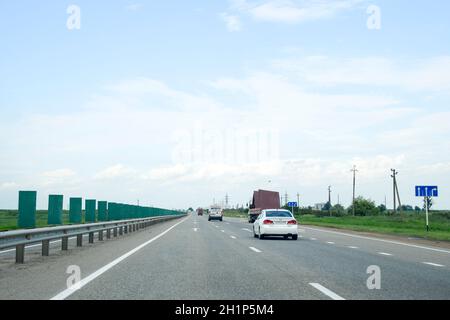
[126,3,143,11]
[272,56,450,91]
[94,164,136,180]
[226,0,365,25]
[1,52,449,208]
[40,169,77,186]
[221,13,242,31]
[0,182,18,190]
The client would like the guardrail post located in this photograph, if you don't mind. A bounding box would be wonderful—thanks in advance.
[107,229,111,239]
[18,191,37,229]
[99,230,104,241]
[89,232,94,244]
[62,236,68,250]
[119,226,123,236]
[124,225,128,234]
[113,228,118,237]
[42,240,50,256]
[16,244,25,263]
[77,234,83,247]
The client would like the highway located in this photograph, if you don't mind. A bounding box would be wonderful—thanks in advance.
[0,213,450,300]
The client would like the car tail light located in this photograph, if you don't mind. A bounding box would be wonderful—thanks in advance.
[263,219,274,225]
[287,220,297,225]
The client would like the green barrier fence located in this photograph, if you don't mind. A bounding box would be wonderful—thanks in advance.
[18,191,37,229]
[48,194,63,225]
[69,197,83,224]
[13,191,182,229]
[85,199,96,223]
[98,201,108,221]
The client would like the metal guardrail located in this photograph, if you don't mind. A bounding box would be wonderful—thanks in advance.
[0,214,186,263]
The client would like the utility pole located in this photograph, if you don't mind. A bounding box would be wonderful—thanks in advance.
[284,191,288,207]
[225,194,229,209]
[297,192,300,214]
[351,165,358,216]
[328,186,332,216]
[391,169,402,213]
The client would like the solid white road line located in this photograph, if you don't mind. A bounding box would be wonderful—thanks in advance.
[50,217,188,300]
[230,236,237,239]
[378,252,393,256]
[422,262,445,267]
[309,283,345,300]
[249,247,262,253]
[303,226,450,254]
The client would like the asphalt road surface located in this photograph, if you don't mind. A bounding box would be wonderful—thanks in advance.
[1,214,450,300]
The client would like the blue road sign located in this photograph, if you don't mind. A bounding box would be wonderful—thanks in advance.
[415,186,438,197]
[288,202,298,207]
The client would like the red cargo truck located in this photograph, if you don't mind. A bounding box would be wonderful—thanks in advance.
[248,190,281,223]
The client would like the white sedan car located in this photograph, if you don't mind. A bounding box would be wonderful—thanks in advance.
[253,209,298,240]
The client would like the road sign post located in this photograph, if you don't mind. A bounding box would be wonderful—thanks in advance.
[288,202,298,216]
[415,186,438,232]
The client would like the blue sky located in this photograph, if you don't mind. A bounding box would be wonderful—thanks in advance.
[1,1,450,210]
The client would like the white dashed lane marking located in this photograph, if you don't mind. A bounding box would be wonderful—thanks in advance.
[249,247,262,253]
[309,283,345,300]
[423,262,445,267]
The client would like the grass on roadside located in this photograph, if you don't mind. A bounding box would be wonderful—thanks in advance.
[0,210,71,232]
[296,213,450,242]
[223,209,247,219]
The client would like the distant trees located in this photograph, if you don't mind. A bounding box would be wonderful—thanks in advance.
[399,205,414,211]
[424,197,433,211]
[322,202,332,212]
[347,196,378,216]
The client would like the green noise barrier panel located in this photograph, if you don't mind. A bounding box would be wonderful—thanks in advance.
[85,199,96,223]
[98,201,108,221]
[48,194,63,225]
[18,191,37,229]
[69,197,83,224]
